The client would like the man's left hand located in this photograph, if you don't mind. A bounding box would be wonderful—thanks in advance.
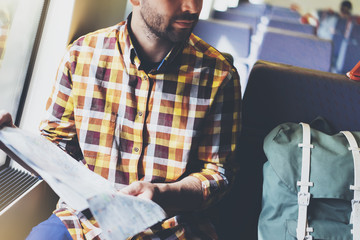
[120,181,162,202]
[120,176,203,213]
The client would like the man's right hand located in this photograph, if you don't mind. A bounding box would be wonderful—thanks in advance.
[0,110,15,128]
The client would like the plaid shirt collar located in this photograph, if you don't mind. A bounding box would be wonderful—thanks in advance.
[122,13,187,73]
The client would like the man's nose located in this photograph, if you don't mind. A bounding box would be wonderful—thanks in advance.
[182,0,202,14]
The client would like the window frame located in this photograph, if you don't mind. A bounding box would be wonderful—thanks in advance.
[0,0,49,168]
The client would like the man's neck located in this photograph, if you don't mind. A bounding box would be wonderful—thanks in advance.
[130,13,174,63]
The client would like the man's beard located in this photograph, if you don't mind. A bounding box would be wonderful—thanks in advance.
[140,4,199,43]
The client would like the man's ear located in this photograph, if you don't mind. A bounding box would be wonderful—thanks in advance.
[129,0,140,7]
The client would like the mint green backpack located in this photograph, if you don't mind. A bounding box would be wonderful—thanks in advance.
[258,121,360,240]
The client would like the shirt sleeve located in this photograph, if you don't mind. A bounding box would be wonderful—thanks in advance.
[39,46,83,161]
[190,68,242,209]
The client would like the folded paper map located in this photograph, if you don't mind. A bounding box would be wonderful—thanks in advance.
[0,127,166,239]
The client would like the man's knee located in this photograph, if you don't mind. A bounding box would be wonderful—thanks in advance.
[26,214,72,240]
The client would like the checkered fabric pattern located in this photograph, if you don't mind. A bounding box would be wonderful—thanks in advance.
[39,17,241,239]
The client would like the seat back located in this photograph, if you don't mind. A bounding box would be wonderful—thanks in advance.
[267,6,301,20]
[193,19,252,58]
[213,60,360,239]
[212,10,259,34]
[336,23,360,74]
[266,17,315,35]
[257,27,332,72]
[193,19,252,94]
[230,3,269,17]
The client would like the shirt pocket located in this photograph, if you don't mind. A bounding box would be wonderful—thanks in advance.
[74,105,118,159]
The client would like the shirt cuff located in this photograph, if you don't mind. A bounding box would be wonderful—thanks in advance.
[190,167,229,209]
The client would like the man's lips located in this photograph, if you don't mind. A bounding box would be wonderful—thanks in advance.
[173,20,195,29]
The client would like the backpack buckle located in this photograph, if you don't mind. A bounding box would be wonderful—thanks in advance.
[298,192,311,206]
[351,199,360,210]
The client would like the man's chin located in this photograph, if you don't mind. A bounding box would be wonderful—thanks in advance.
[168,29,193,43]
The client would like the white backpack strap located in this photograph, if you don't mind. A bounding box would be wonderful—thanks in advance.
[341,131,360,240]
[297,123,314,240]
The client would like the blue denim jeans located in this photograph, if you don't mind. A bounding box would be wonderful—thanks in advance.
[26,214,72,240]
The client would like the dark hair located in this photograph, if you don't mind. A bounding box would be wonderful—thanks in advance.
[341,1,353,10]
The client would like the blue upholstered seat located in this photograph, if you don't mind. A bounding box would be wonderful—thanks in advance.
[257,27,332,72]
[212,10,259,34]
[266,16,315,35]
[193,19,253,95]
[267,6,301,20]
[229,3,269,17]
[193,19,252,59]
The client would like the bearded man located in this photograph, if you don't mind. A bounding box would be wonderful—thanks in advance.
[2,0,241,239]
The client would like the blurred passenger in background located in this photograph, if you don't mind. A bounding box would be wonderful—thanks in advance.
[316,1,353,40]
[294,1,356,39]
[0,5,10,67]
[339,0,353,19]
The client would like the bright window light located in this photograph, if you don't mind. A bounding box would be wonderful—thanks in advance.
[200,0,215,19]
[0,0,46,166]
[228,0,240,8]
[214,0,228,12]
[249,0,265,4]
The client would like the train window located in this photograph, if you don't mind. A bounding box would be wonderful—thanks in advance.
[214,0,240,11]
[249,0,265,4]
[0,0,47,167]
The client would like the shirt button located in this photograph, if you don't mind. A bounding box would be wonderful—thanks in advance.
[143,76,148,81]
[134,147,140,153]
[110,114,116,123]
[138,111,143,117]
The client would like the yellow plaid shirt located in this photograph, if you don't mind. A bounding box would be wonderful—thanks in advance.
[40,17,241,240]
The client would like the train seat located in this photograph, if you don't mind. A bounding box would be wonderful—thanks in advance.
[212,10,260,35]
[212,60,360,239]
[267,6,301,20]
[256,27,332,72]
[193,19,252,59]
[265,16,316,35]
[193,19,253,95]
[229,3,269,17]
